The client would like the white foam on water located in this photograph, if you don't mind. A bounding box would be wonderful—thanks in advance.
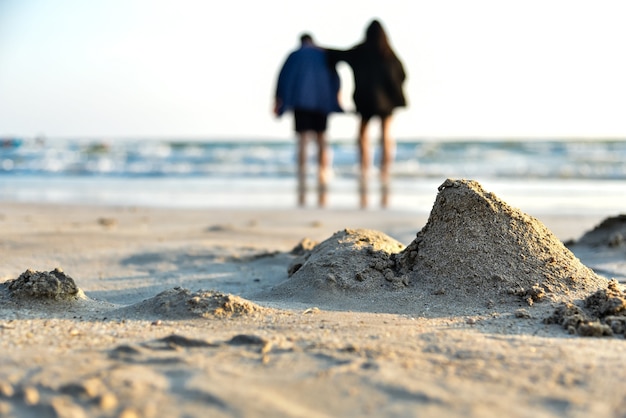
[1,175,624,217]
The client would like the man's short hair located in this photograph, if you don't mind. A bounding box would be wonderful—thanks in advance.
[300,33,313,45]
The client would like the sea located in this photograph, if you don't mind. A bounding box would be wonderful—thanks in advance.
[1,137,625,216]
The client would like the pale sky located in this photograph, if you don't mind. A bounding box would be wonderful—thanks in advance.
[1,0,626,140]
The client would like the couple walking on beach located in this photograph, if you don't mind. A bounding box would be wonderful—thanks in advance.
[274,19,407,209]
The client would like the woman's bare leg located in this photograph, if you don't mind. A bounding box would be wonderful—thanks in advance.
[358,118,370,209]
[380,116,395,208]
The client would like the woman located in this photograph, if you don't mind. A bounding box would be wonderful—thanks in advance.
[328,19,407,208]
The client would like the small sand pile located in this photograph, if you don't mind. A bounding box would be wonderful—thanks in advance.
[276,179,608,314]
[3,268,85,300]
[546,279,626,337]
[290,238,319,256]
[288,228,406,290]
[396,179,607,304]
[569,214,626,248]
[115,287,268,320]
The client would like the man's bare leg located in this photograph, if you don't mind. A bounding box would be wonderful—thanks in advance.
[315,131,328,207]
[297,132,307,207]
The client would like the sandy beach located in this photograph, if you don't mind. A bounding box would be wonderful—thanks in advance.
[1,179,626,418]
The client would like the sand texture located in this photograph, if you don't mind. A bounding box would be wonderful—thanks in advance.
[1,178,625,417]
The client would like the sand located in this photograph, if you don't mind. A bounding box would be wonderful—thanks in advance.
[1,179,625,417]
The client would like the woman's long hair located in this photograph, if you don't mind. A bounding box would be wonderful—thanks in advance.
[364,19,395,60]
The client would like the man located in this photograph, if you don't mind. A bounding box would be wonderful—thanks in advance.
[274,33,342,207]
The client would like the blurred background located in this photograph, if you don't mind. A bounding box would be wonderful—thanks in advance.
[1,0,625,214]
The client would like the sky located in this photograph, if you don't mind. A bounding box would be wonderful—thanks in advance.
[1,0,626,141]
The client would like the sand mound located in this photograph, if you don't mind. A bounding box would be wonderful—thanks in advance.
[114,287,269,320]
[272,179,608,315]
[571,214,626,248]
[287,229,405,289]
[396,179,607,303]
[3,268,85,300]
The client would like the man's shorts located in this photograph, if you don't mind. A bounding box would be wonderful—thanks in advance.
[294,109,328,133]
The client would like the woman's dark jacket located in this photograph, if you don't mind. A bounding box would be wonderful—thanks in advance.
[327,45,406,117]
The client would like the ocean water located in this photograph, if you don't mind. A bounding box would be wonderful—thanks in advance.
[1,137,625,216]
